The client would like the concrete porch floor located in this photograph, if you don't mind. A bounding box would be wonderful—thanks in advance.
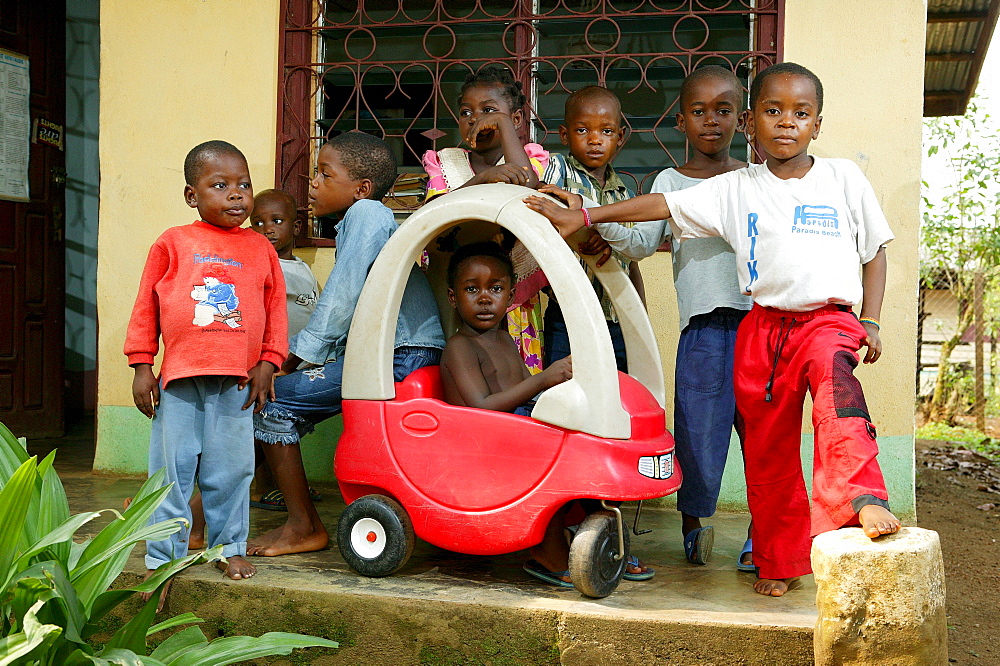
[29,421,816,665]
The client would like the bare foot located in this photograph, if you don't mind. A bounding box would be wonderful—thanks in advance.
[740,550,753,568]
[753,577,798,597]
[246,525,283,553]
[140,569,172,613]
[246,523,328,556]
[858,504,901,539]
[216,555,256,579]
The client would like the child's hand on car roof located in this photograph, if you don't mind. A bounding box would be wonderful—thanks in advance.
[523,193,586,239]
[536,183,583,210]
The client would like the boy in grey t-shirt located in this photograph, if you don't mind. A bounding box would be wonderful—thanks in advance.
[570,67,754,570]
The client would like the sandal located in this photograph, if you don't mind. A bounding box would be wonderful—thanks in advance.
[522,560,574,588]
[622,555,655,581]
[249,487,322,511]
[736,538,756,572]
[683,525,714,565]
[249,489,287,512]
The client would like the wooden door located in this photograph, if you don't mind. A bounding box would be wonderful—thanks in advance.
[0,0,66,437]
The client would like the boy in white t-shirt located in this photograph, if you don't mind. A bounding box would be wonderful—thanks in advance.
[526,62,901,597]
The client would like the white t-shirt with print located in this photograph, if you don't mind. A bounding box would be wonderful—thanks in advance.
[280,256,320,337]
[661,157,894,312]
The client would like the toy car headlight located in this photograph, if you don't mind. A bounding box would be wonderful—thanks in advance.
[638,453,673,480]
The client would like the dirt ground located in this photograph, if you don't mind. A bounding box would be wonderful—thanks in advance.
[916,438,1000,664]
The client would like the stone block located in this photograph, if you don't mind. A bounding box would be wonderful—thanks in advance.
[812,527,947,665]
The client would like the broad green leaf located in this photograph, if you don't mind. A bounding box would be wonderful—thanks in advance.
[102,577,169,655]
[85,649,168,666]
[0,421,30,486]
[146,612,203,637]
[16,511,104,568]
[102,548,219,654]
[37,450,73,563]
[0,600,63,666]
[74,473,171,576]
[72,513,185,612]
[10,576,56,631]
[167,632,339,666]
[84,547,218,638]
[11,559,88,644]
[0,457,40,594]
[147,626,208,662]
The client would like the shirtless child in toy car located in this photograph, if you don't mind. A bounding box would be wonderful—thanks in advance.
[440,241,572,415]
[440,241,579,583]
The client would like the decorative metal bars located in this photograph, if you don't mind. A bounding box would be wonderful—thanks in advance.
[276,0,783,226]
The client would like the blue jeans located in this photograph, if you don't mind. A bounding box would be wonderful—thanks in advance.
[544,301,628,373]
[254,346,441,445]
[674,308,747,517]
[146,376,254,569]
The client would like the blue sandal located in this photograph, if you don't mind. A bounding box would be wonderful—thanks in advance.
[523,560,574,588]
[736,538,756,572]
[622,555,655,581]
[683,525,714,565]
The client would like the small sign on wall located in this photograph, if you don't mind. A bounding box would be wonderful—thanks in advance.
[0,47,30,202]
[33,118,64,151]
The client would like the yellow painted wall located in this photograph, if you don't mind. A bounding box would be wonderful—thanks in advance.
[94,0,925,504]
[95,0,281,469]
[783,0,925,437]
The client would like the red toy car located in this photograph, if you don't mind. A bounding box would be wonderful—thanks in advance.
[335,185,682,597]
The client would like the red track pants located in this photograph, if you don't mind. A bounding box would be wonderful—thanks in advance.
[734,304,889,580]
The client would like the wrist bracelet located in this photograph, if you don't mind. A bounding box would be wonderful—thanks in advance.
[581,207,592,228]
[859,317,880,330]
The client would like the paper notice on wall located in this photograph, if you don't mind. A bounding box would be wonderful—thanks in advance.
[0,49,30,202]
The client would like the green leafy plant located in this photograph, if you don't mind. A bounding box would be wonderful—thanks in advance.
[921,98,1000,424]
[0,421,337,665]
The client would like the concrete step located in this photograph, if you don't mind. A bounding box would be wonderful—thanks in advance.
[104,488,815,665]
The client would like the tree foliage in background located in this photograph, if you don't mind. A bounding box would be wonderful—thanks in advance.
[0,422,337,665]
[921,98,1000,423]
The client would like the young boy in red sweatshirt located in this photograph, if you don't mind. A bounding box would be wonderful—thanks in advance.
[125,140,287,601]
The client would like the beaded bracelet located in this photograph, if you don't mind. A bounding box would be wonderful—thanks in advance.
[859,317,880,330]
[581,207,592,228]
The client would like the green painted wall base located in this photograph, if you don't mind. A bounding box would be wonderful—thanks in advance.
[646,432,916,522]
[94,405,915,520]
[95,405,342,481]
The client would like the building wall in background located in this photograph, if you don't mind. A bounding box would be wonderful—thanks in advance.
[94,0,924,518]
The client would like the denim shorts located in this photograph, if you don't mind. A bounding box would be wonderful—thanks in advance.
[254,346,441,445]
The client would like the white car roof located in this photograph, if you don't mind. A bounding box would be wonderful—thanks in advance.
[342,183,664,440]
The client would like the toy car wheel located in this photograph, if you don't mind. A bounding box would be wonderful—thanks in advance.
[568,510,630,598]
[337,494,415,577]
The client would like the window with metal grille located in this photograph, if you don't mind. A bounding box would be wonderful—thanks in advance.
[276,0,783,237]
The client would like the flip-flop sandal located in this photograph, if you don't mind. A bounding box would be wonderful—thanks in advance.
[736,538,756,572]
[249,489,288,512]
[249,487,322,511]
[683,525,714,565]
[522,559,574,588]
[622,555,655,581]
